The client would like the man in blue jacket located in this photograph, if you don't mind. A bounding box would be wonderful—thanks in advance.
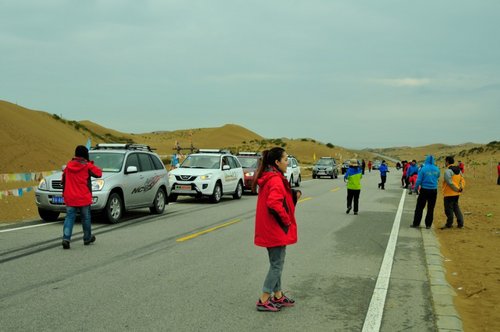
[377,160,389,190]
[410,155,440,229]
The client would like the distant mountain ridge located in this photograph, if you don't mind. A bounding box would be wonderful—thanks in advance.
[1,100,495,173]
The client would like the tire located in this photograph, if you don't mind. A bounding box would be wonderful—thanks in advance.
[296,175,301,187]
[150,188,166,214]
[334,172,338,179]
[233,181,243,199]
[169,193,178,202]
[210,183,222,203]
[330,173,334,179]
[312,174,316,179]
[104,192,123,224]
[289,175,294,188]
[38,208,60,222]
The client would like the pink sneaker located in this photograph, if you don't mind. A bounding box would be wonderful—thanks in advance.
[271,294,295,307]
[256,299,280,312]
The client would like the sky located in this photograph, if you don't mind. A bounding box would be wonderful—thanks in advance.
[1,1,499,149]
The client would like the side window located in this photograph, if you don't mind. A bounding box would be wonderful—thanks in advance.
[222,156,229,169]
[138,153,154,172]
[228,156,239,169]
[292,158,298,167]
[150,154,165,170]
[125,153,140,171]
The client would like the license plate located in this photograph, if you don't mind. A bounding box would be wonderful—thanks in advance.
[51,196,64,204]
[318,171,326,174]
[175,185,191,190]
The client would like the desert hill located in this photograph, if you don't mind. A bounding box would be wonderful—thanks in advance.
[0,100,361,173]
[368,142,491,163]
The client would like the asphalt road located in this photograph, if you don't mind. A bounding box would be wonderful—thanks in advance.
[0,169,436,331]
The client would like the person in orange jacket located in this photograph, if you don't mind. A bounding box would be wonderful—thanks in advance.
[253,147,301,312]
[440,156,465,229]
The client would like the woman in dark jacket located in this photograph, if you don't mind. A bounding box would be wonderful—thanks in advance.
[253,147,301,312]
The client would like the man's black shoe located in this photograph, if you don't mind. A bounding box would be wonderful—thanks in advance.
[346,207,351,214]
[440,226,452,230]
[425,226,431,229]
[62,240,70,249]
[84,235,96,245]
[410,224,419,228]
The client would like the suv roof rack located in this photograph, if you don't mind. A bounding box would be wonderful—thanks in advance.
[237,151,261,156]
[197,148,232,154]
[92,143,154,152]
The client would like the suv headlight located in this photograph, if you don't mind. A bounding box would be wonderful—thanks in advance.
[169,173,176,182]
[92,179,105,191]
[244,171,254,177]
[200,173,213,180]
[38,178,48,190]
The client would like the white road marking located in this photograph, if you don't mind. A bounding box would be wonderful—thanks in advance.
[362,190,406,332]
[0,221,59,233]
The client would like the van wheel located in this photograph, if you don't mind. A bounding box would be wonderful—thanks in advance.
[289,176,294,188]
[296,175,301,187]
[233,181,243,199]
[150,188,166,214]
[38,208,60,222]
[210,183,222,203]
[105,193,123,224]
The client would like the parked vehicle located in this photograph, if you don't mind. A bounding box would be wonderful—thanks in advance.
[35,143,170,223]
[236,152,261,193]
[285,155,301,187]
[372,160,382,170]
[312,157,338,179]
[168,149,244,203]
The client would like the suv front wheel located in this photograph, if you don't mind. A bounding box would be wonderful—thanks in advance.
[105,192,123,224]
[38,208,60,222]
[150,188,166,214]
[210,183,222,203]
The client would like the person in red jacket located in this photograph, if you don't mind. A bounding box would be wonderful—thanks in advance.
[61,145,102,249]
[252,147,301,312]
[497,162,500,185]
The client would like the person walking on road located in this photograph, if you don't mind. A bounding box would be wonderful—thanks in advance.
[367,160,372,173]
[441,156,465,229]
[344,159,362,215]
[361,159,366,175]
[377,160,389,189]
[497,162,500,185]
[62,145,102,249]
[410,155,440,229]
[252,147,301,312]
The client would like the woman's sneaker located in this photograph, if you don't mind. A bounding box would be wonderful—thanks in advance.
[271,294,295,307]
[256,299,280,312]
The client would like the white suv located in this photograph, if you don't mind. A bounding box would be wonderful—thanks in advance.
[168,149,244,203]
[35,144,170,223]
[285,155,301,187]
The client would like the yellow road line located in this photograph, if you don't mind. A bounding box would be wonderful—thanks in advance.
[176,219,241,242]
[330,187,341,192]
[298,197,312,203]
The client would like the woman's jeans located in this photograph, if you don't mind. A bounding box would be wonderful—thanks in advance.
[63,206,92,242]
[263,246,286,294]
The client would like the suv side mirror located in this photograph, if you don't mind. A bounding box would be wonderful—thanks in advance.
[126,166,138,174]
[222,165,230,171]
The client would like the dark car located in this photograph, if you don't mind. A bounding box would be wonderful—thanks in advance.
[312,157,338,179]
[236,152,261,193]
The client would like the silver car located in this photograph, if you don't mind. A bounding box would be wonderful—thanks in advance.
[35,144,170,223]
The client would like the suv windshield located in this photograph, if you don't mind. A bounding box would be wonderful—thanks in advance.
[181,155,221,169]
[238,157,259,168]
[90,152,124,173]
[316,159,334,166]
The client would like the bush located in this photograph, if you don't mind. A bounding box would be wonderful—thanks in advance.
[326,143,334,148]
